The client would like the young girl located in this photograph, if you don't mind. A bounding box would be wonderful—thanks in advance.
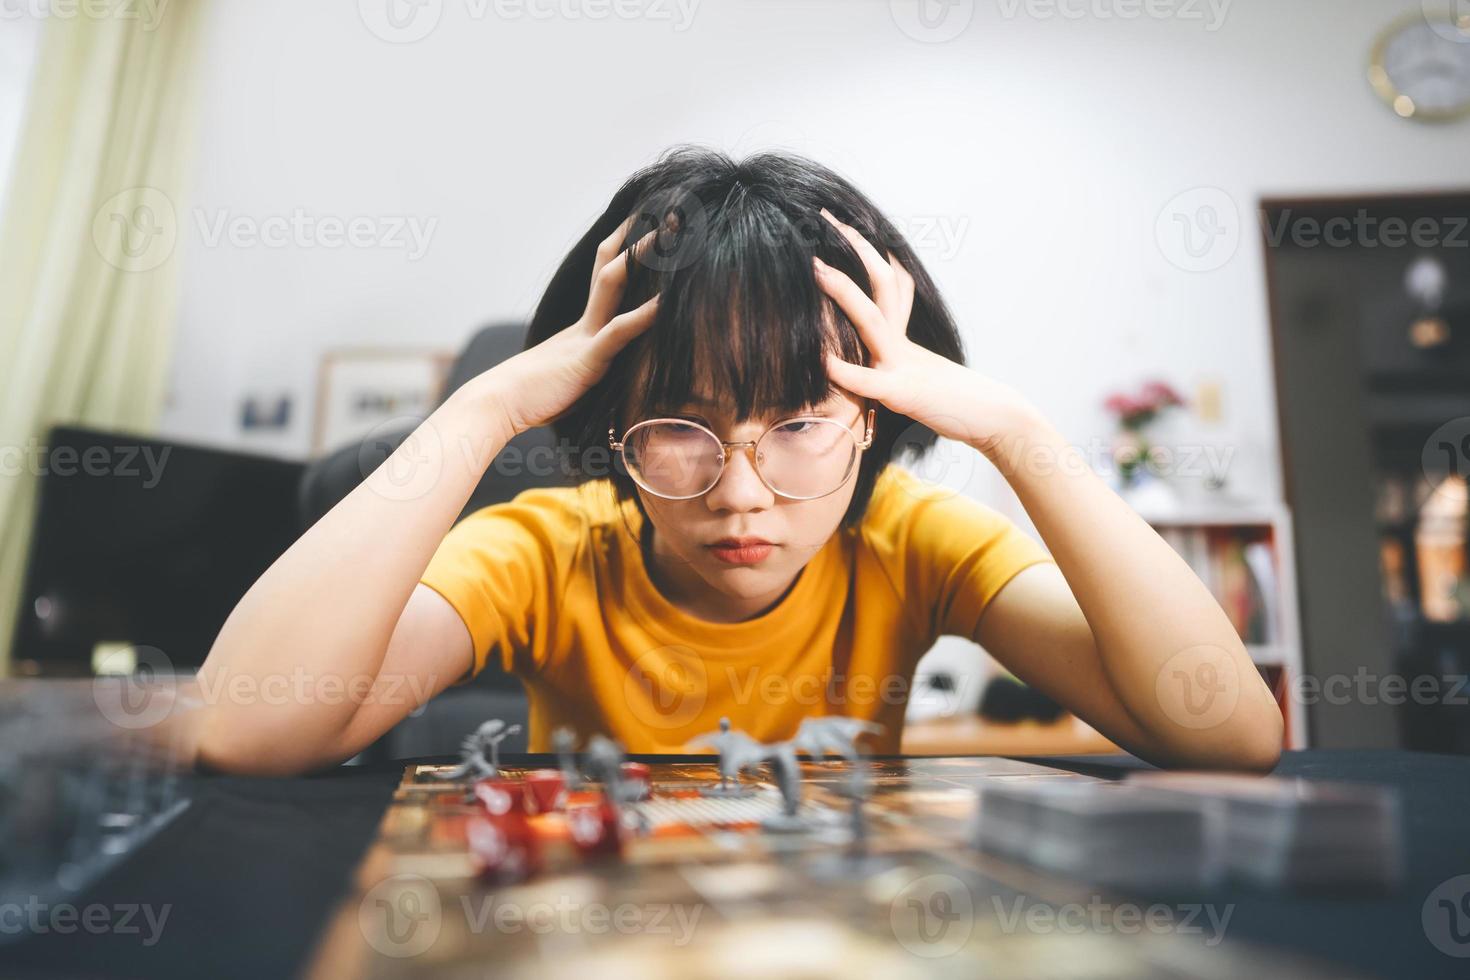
[196,147,1282,775]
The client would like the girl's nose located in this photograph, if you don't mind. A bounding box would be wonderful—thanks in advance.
[704,445,773,513]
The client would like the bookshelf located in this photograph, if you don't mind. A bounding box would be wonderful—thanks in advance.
[1139,506,1307,749]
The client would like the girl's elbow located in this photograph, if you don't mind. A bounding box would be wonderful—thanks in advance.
[193,711,348,777]
[1237,711,1285,773]
[1195,711,1284,773]
[1148,708,1283,773]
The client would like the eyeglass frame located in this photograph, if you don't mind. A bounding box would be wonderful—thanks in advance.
[608,405,877,501]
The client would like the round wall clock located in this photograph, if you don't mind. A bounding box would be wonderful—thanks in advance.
[1369,12,1470,121]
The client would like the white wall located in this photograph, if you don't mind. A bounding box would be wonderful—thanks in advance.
[153,0,1470,708]
[160,0,1470,510]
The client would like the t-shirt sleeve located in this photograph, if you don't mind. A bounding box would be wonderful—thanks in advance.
[418,487,583,682]
[874,467,1056,644]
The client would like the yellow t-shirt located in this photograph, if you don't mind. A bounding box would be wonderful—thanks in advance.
[418,465,1053,754]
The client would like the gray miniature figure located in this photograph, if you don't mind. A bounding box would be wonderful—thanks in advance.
[791,717,884,761]
[761,740,807,833]
[552,726,583,791]
[687,717,765,798]
[433,719,522,781]
[847,792,869,855]
[582,734,650,834]
[792,717,885,800]
[789,719,896,871]
[582,735,626,801]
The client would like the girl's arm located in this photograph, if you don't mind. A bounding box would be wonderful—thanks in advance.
[195,218,661,775]
[816,209,1281,771]
[194,381,515,776]
[970,408,1283,771]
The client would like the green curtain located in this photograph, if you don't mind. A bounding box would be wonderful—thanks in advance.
[0,1,207,672]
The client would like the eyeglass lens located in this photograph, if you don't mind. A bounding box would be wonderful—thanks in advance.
[622,418,859,499]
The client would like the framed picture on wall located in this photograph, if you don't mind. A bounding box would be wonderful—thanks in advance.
[312,348,454,455]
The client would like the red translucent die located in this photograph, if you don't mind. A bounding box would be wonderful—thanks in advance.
[473,778,527,817]
[467,812,540,883]
[523,769,566,814]
[566,797,623,858]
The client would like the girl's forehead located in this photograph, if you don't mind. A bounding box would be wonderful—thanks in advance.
[622,353,777,407]
[650,386,853,418]
[617,299,860,422]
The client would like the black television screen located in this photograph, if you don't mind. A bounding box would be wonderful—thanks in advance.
[11,427,305,675]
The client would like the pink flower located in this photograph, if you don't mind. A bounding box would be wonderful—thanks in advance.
[1140,380,1185,409]
[1105,380,1185,432]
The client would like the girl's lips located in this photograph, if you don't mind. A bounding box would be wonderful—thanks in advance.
[707,540,774,565]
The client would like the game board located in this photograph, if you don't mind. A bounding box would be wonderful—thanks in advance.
[305,756,1361,979]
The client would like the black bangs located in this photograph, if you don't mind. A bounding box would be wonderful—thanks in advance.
[524,144,968,529]
[614,186,868,425]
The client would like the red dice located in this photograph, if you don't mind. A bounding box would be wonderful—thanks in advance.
[523,769,566,814]
[467,811,540,883]
[473,778,527,817]
[566,797,623,858]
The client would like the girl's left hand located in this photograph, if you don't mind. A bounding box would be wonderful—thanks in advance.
[815,208,1035,455]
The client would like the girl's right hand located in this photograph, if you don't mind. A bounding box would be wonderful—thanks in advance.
[486,215,660,438]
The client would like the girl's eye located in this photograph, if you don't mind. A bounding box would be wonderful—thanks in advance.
[770,420,830,444]
[665,419,708,438]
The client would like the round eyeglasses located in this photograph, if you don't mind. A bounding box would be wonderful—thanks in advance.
[608,408,876,501]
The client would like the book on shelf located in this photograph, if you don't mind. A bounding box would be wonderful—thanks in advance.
[1156,525,1280,650]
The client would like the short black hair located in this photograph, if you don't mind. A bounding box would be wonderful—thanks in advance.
[525,145,967,528]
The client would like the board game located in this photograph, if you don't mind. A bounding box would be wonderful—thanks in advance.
[304,747,1363,979]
